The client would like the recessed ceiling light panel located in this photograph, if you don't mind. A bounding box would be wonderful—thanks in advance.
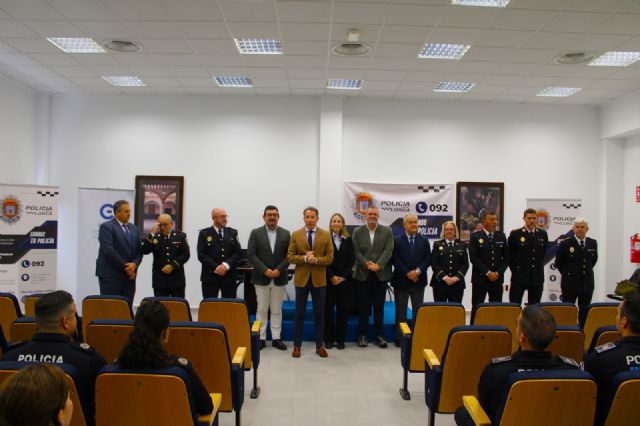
[234,38,283,55]
[215,76,253,87]
[452,0,511,7]
[589,51,640,67]
[102,40,142,53]
[418,43,470,60]
[102,76,145,87]
[327,79,363,90]
[537,87,581,97]
[47,37,105,53]
[554,52,594,65]
[434,81,475,92]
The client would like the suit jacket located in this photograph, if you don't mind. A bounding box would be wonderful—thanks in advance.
[555,236,598,292]
[352,224,394,282]
[469,230,509,286]
[287,227,334,287]
[247,225,291,286]
[508,227,548,289]
[197,226,241,285]
[430,239,469,289]
[326,235,355,282]
[140,230,190,289]
[95,219,142,280]
[391,233,432,288]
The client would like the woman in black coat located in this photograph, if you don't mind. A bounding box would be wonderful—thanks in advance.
[430,221,469,303]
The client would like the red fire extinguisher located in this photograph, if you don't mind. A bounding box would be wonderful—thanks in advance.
[632,234,640,263]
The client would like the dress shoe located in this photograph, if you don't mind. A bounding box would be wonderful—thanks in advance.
[357,334,368,347]
[316,346,328,357]
[324,341,334,349]
[394,338,401,348]
[272,339,287,351]
[376,335,388,348]
[291,346,301,358]
[336,342,345,350]
[259,340,266,350]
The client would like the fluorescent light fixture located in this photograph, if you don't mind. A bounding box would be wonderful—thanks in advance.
[589,51,640,67]
[102,76,145,87]
[418,43,470,59]
[537,87,581,97]
[452,0,511,7]
[434,81,475,92]
[47,37,105,53]
[234,38,283,55]
[215,76,253,87]
[327,79,363,90]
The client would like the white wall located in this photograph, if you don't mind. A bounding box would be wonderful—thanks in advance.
[624,135,640,278]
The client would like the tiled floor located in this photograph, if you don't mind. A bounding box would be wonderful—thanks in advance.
[218,342,456,426]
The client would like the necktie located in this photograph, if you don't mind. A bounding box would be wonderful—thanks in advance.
[409,236,415,252]
[448,241,453,249]
[580,240,585,250]
[218,228,223,239]
[488,233,493,242]
[308,230,314,248]
[122,224,133,252]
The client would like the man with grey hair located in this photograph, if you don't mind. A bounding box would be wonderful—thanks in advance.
[555,217,598,326]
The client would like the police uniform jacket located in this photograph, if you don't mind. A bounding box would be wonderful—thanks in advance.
[478,350,580,421]
[140,230,190,289]
[555,236,598,293]
[508,227,548,288]
[169,355,214,415]
[430,239,469,289]
[469,230,509,286]
[197,226,241,285]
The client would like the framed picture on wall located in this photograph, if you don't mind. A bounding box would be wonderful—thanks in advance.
[134,175,184,235]
[456,182,504,242]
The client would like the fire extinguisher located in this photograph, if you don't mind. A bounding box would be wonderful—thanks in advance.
[632,234,640,263]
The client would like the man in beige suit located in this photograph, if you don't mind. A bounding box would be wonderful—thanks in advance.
[287,206,334,358]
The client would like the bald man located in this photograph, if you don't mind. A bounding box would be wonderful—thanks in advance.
[197,208,242,298]
[140,214,191,297]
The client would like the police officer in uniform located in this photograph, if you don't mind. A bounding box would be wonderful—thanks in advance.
[555,217,598,326]
[584,293,640,425]
[454,305,579,425]
[197,207,242,298]
[508,208,548,305]
[430,221,469,303]
[469,210,509,307]
[3,291,106,426]
[140,213,190,298]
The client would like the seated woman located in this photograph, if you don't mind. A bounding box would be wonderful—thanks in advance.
[0,363,74,426]
[117,301,213,415]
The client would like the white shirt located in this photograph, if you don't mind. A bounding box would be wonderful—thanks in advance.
[368,225,377,244]
[266,225,277,252]
[333,232,342,250]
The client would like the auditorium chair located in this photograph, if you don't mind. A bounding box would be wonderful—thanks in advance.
[9,316,37,343]
[597,370,640,426]
[167,322,245,426]
[586,325,621,354]
[23,293,43,317]
[81,296,133,339]
[399,303,466,400]
[461,370,596,426]
[0,292,22,340]
[95,364,222,426]
[84,319,134,363]
[547,325,585,362]
[537,302,578,326]
[0,361,89,426]
[470,303,521,352]
[141,296,192,321]
[197,298,261,398]
[582,302,618,350]
[423,326,512,426]
[0,327,7,356]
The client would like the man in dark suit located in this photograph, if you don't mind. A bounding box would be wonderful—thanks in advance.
[140,213,190,298]
[95,200,142,301]
[469,210,509,308]
[508,208,548,305]
[555,218,598,326]
[391,214,431,347]
[197,208,242,298]
[247,205,291,351]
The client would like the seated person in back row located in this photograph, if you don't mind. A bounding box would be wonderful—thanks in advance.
[116,301,213,415]
[454,305,580,425]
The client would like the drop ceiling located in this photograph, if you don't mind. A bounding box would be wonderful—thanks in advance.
[0,0,639,105]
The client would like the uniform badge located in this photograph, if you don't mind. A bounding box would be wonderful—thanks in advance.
[479,238,484,244]
[595,342,616,353]
[80,342,90,350]
[153,239,158,244]
[177,357,188,366]
[207,236,212,242]
[520,236,525,243]
[172,232,176,237]
[439,245,444,251]
[492,355,511,364]
[569,247,575,253]
[559,356,579,367]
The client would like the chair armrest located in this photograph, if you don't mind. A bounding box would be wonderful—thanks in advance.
[423,349,440,369]
[400,322,411,336]
[251,320,261,334]
[462,395,491,426]
[232,347,247,366]
[197,393,222,426]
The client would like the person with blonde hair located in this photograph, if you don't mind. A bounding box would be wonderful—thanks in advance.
[430,221,469,302]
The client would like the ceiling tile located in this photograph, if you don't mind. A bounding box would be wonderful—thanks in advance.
[491,62,539,75]
[218,0,277,22]
[492,94,530,102]
[83,86,122,93]
[282,40,328,56]
[290,88,324,95]
[369,57,414,70]
[427,27,485,45]
[564,0,629,13]
[469,84,509,94]
[365,69,405,80]
[124,21,181,38]
[521,32,584,50]
[287,67,328,79]
[101,0,170,21]
[379,26,430,44]
[246,67,287,78]
[0,52,42,66]
[491,9,557,31]
[127,65,173,76]
[386,5,446,27]
[255,88,291,95]
[374,43,423,59]
[89,65,131,75]
[476,29,535,48]
[159,0,223,21]
[285,55,327,68]
[185,39,236,54]
[0,21,40,38]
[412,59,456,72]
[360,80,400,90]
[481,74,521,85]
[509,0,571,10]
[187,86,221,94]
[505,48,562,64]
[47,0,118,20]
[404,70,448,82]
[68,76,110,86]
[592,13,640,35]
[570,33,632,51]
[177,76,214,86]
[516,76,560,87]
[154,53,206,66]
[176,22,230,39]
[151,86,188,94]
[227,22,280,39]
[605,35,640,51]
[541,11,612,33]
[71,53,121,66]
[0,0,66,20]
[328,55,370,69]
[111,53,160,66]
[331,2,390,25]
[10,65,58,77]
[242,55,286,67]
[530,64,580,77]
[198,54,243,66]
[48,65,96,76]
[73,21,135,39]
[3,38,61,53]
[330,24,380,43]
[280,23,330,41]
[450,60,497,74]
[276,1,331,23]
[165,66,209,76]
[251,78,288,88]
[21,20,85,38]
[29,53,81,66]
[289,78,325,89]
[463,46,514,62]
[438,5,503,28]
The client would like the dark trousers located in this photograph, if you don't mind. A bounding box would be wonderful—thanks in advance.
[432,285,464,303]
[99,277,135,302]
[294,280,326,347]
[357,274,387,336]
[471,282,503,308]
[201,281,237,299]
[324,280,352,344]
[508,284,543,305]
[393,284,425,339]
[154,287,185,298]
[561,287,593,326]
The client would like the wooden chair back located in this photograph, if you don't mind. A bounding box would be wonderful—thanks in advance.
[142,297,192,322]
[583,303,618,350]
[538,303,578,326]
[548,326,585,362]
[81,296,132,340]
[9,317,37,343]
[23,294,42,317]
[472,303,522,352]
[0,294,21,340]
[85,320,134,363]
[604,374,640,426]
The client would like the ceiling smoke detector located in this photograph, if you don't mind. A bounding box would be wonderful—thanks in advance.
[332,29,371,56]
[102,40,142,53]
[554,52,594,65]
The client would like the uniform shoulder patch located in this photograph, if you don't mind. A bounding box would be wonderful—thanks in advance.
[492,355,511,364]
[177,356,189,366]
[595,342,616,353]
[559,356,579,367]
[71,341,95,353]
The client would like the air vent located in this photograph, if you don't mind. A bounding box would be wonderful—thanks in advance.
[332,29,371,56]
[102,40,142,53]
[554,52,594,65]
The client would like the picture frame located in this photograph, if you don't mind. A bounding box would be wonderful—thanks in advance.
[134,175,184,235]
[456,182,504,242]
